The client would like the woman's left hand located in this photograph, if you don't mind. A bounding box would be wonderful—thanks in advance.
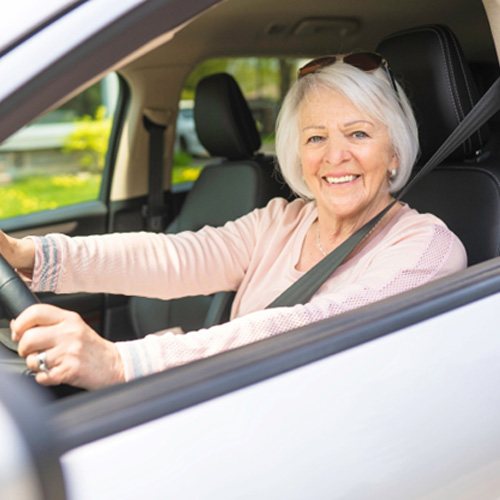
[11,304,125,390]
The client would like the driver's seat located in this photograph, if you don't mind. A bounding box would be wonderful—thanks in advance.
[128,73,288,338]
[377,24,500,265]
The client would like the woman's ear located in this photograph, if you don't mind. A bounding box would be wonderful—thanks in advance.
[391,150,400,168]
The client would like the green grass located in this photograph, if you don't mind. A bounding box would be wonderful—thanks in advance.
[0,174,101,219]
[0,164,203,220]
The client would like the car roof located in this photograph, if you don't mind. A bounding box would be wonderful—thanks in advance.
[125,0,496,70]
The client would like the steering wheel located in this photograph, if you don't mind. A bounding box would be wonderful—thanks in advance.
[0,254,81,396]
[0,254,39,319]
[0,254,37,382]
[0,253,39,366]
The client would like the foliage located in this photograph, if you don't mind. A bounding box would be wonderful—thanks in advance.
[0,174,100,219]
[182,57,300,137]
[172,165,202,185]
[63,106,112,172]
[172,150,202,184]
[182,57,299,103]
[59,80,104,118]
[174,150,194,166]
[261,132,276,144]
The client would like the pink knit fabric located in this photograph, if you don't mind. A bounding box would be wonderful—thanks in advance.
[29,198,467,380]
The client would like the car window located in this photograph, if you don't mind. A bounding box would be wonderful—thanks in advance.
[0,73,119,219]
[173,57,304,187]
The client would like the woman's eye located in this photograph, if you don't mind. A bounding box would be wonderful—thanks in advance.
[306,135,324,144]
[351,130,369,139]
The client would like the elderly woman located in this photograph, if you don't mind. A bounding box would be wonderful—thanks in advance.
[2,53,466,389]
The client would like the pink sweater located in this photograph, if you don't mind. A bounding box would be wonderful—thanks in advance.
[30,198,466,380]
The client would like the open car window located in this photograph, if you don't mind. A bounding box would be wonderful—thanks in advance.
[0,74,120,220]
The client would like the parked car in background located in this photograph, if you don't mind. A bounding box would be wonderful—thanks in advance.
[0,0,499,499]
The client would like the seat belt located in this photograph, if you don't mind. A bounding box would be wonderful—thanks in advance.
[204,291,236,328]
[267,76,500,309]
[143,109,170,232]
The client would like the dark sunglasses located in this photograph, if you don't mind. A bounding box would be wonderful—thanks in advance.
[297,52,399,96]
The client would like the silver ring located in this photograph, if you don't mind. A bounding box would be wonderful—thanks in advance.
[36,351,49,373]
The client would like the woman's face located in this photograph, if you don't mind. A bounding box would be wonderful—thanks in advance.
[298,86,398,225]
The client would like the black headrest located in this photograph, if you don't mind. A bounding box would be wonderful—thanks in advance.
[377,25,489,164]
[194,73,261,160]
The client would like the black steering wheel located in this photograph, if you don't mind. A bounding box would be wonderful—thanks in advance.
[0,254,39,379]
[0,254,39,319]
[0,254,81,396]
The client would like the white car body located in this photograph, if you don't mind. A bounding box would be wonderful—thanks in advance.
[62,293,500,500]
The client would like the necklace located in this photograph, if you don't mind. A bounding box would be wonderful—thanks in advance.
[315,223,328,256]
[314,201,400,259]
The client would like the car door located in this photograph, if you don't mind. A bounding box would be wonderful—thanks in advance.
[2,258,499,500]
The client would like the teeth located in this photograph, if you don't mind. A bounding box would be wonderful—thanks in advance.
[324,175,357,184]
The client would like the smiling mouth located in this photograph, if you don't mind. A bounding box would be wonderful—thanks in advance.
[323,174,359,185]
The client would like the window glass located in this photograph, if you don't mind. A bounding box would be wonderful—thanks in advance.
[173,57,303,186]
[0,73,119,219]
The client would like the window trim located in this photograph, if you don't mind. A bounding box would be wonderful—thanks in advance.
[0,200,108,234]
[100,74,130,208]
[0,0,222,143]
[0,0,87,58]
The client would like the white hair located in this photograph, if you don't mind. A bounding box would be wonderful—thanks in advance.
[275,61,419,199]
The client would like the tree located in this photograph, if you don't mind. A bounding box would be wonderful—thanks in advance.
[62,106,112,173]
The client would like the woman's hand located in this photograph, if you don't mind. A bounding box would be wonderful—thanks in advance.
[11,304,125,390]
[0,230,35,278]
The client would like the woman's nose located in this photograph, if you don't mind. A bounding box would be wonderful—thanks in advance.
[324,137,352,165]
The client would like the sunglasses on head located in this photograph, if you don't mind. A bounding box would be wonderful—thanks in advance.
[297,52,399,96]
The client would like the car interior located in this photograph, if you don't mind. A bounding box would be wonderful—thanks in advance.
[129,72,290,338]
[0,0,498,391]
[112,2,499,339]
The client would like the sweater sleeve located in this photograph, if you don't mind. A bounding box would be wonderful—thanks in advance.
[116,221,467,380]
[27,205,271,299]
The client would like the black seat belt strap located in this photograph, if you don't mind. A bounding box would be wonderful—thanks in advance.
[143,111,168,232]
[267,201,395,308]
[267,76,500,309]
[398,76,500,200]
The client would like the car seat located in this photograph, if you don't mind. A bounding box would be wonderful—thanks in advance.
[129,72,289,338]
[377,24,500,265]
